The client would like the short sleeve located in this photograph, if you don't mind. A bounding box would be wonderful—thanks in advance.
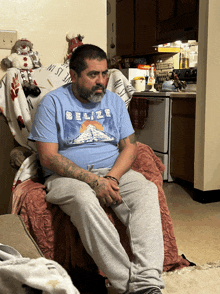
[118,97,134,140]
[28,97,58,143]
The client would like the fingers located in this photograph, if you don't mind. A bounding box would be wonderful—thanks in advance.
[105,179,122,205]
[98,194,112,207]
[111,190,122,204]
[94,177,122,207]
[99,188,122,207]
[104,190,122,207]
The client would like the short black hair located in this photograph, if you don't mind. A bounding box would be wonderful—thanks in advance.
[69,44,107,76]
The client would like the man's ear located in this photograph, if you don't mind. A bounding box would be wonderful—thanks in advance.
[70,69,78,83]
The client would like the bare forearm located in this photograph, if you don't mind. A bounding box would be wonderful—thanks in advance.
[106,133,138,180]
[108,145,137,180]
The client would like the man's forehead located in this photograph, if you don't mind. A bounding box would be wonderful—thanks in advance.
[84,58,107,70]
[87,69,109,75]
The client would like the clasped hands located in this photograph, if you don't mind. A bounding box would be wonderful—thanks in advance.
[93,177,122,207]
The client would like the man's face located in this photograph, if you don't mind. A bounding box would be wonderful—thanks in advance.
[71,58,109,103]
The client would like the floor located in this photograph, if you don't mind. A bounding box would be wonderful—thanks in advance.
[163,181,220,265]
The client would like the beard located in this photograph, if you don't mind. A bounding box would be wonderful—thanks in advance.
[76,83,106,103]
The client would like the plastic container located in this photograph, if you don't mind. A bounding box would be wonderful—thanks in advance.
[132,79,146,92]
[189,51,198,68]
[137,64,151,70]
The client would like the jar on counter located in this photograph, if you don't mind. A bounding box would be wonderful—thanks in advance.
[132,77,146,92]
[189,51,198,68]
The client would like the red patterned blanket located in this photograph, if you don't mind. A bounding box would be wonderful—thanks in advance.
[12,142,189,274]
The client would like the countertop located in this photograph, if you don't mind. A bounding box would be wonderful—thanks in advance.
[170,92,196,98]
[133,91,196,98]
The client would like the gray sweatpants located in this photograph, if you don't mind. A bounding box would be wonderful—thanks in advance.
[45,168,164,293]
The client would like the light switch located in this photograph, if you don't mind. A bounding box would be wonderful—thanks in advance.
[0,30,17,49]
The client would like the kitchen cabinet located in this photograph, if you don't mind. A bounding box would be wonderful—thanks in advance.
[116,0,199,56]
[170,96,196,183]
[134,0,157,55]
[156,0,199,44]
[116,0,135,56]
[116,0,157,56]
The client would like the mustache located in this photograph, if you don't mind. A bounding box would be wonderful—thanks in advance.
[92,84,106,91]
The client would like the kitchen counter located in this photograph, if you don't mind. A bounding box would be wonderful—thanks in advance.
[133,91,196,98]
[133,91,171,97]
[170,92,196,98]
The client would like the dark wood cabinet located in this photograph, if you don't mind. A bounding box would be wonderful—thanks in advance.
[116,0,135,56]
[116,0,199,56]
[134,0,157,55]
[116,0,157,56]
[170,97,196,183]
[156,0,199,44]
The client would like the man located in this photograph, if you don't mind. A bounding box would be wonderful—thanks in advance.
[29,44,164,294]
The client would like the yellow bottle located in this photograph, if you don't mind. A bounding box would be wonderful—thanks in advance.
[180,49,189,69]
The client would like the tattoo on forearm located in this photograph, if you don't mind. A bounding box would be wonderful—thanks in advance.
[129,133,136,144]
[47,154,100,187]
[121,133,137,147]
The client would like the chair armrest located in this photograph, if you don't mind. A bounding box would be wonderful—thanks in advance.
[0,214,44,258]
[10,146,33,170]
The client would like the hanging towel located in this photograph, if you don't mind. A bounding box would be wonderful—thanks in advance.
[128,96,149,129]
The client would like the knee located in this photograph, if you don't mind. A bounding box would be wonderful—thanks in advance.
[144,180,158,194]
[129,172,159,203]
[136,172,158,192]
[125,171,158,193]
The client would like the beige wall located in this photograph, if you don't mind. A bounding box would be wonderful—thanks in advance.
[0,0,107,80]
[195,0,220,191]
[0,0,107,214]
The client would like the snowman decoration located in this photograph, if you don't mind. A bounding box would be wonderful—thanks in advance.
[2,38,41,97]
[65,33,84,62]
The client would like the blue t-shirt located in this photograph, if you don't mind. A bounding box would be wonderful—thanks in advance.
[29,84,134,170]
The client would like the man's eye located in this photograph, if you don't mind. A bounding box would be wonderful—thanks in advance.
[90,73,97,78]
[103,72,108,77]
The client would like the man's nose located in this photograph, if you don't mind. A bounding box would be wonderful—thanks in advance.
[96,74,105,85]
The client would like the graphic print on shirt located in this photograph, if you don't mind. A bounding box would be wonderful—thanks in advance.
[64,109,118,145]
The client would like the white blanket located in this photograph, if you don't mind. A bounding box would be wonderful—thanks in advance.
[0,64,134,206]
[0,243,80,294]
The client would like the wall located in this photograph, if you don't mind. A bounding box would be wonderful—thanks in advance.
[0,0,107,80]
[0,0,107,214]
[194,0,220,191]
